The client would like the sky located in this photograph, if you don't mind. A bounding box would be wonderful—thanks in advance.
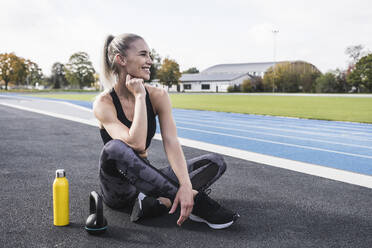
[1,0,371,76]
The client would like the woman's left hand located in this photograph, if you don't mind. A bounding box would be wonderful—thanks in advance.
[169,184,194,226]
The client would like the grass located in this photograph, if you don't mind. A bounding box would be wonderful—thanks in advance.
[22,93,372,124]
[169,95,372,123]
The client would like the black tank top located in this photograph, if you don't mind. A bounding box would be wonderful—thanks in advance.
[99,87,156,149]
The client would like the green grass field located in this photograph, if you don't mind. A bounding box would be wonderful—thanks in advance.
[26,93,372,123]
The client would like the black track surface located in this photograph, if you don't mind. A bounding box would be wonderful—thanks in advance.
[0,105,371,248]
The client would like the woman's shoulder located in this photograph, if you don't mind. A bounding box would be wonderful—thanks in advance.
[144,84,168,114]
[93,90,114,112]
[93,90,116,128]
[95,90,113,103]
[144,83,167,97]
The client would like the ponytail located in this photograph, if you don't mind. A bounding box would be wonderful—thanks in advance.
[99,33,143,91]
[100,35,115,91]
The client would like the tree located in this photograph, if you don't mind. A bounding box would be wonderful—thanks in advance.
[13,57,28,86]
[51,62,67,89]
[347,53,372,92]
[263,61,321,92]
[182,67,199,74]
[240,79,253,92]
[250,76,264,92]
[333,68,350,93]
[157,58,181,91]
[25,60,43,87]
[0,53,17,90]
[345,45,367,66]
[65,52,95,89]
[227,84,241,92]
[149,49,161,82]
[264,62,294,92]
[0,53,28,90]
[315,73,338,93]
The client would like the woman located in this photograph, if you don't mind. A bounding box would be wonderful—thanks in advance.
[93,33,239,229]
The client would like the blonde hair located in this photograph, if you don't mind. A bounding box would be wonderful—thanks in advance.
[100,33,143,91]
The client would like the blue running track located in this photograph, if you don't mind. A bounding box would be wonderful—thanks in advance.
[170,109,372,176]
[4,95,372,176]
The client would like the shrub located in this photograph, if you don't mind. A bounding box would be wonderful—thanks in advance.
[241,79,253,92]
[315,73,338,93]
[227,84,241,92]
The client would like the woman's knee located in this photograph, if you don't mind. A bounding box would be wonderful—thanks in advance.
[99,139,135,173]
[103,139,131,156]
[101,139,136,162]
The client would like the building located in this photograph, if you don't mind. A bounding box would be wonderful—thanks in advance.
[179,62,276,92]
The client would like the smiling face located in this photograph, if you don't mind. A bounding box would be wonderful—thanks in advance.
[122,38,153,81]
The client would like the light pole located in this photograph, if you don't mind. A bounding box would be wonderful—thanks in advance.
[272,29,279,92]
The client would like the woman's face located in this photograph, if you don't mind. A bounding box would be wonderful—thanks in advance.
[123,39,153,81]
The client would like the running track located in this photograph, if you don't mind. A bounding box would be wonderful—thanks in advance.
[171,108,372,176]
[1,94,371,184]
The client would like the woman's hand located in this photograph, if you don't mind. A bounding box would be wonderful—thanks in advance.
[125,74,146,97]
[169,184,194,226]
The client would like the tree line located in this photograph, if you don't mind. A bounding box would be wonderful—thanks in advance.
[229,45,372,93]
[0,51,96,90]
[0,53,43,90]
[0,49,190,91]
[1,45,370,93]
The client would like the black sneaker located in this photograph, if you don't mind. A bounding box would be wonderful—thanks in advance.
[130,193,168,222]
[190,190,240,229]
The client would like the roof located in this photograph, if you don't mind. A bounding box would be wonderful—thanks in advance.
[180,62,278,82]
[180,72,250,82]
[202,62,276,74]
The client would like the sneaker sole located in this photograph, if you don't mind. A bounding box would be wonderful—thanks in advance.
[189,214,234,229]
[130,198,142,222]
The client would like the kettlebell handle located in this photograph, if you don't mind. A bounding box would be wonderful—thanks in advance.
[89,191,103,225]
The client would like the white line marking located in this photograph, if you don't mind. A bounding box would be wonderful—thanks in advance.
[0,102,98,127]
[0,94,93,112]
[176,126,372,160]
[154,133,372,188]
[175,120,372,150]
[59,101,93,112]
[174,115,372,142]
[174,112,372,134]
[1,100,371,189]
[174,111,372,133]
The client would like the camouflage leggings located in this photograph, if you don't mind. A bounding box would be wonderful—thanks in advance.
[98,139,227,209]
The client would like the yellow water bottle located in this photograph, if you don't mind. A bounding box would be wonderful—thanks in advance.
[53,169,69,226]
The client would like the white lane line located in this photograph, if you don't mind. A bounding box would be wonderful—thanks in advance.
[0,94,93,112]
[174,111,372,133]
[0,102,98,127]
[176,126,372,160]
[174,115,372,142]
[154,133,372,189]
[5,94,371,135]
[175,120,372,150]
[58,101,372,150]
[59,101,93,112]
[174,112,372,135]
[1,101,371,189]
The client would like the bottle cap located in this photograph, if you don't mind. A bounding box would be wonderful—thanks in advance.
[56,169,66,178]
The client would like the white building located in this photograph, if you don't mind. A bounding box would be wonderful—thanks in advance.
[179,62,276,92]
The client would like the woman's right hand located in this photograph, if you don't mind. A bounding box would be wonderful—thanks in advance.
[169,184,194,226]
[126,74,146,97]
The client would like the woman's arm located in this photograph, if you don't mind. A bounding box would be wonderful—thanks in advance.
[93,77,148,152]
[154,88,194,226]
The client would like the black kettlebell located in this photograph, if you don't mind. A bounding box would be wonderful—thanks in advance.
[85,191,108,235]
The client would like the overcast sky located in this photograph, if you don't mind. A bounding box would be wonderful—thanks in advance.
[1,0,371,76]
